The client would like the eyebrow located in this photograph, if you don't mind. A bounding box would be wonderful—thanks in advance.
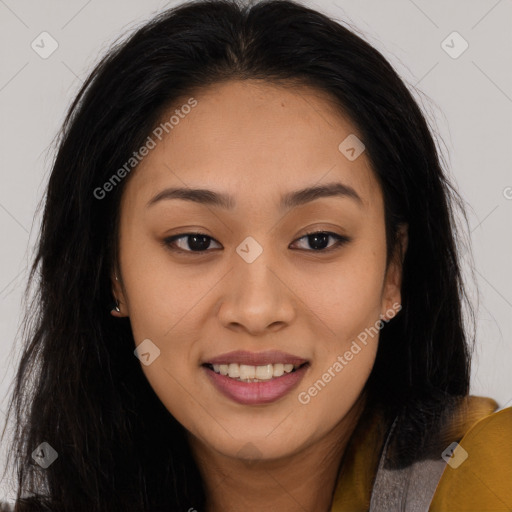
[146,181,363,211]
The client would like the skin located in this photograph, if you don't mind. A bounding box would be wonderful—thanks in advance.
[111,79,407,512]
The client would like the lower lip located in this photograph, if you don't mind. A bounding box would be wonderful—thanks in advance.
[203,364,309,405]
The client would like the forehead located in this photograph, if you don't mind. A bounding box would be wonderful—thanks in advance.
[122,80,381,213]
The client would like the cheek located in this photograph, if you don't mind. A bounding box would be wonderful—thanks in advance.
[296,271,382,421]
[119,229,204,342]
[126,282,206,432]
[294,243,384,409]
[300,247,386,339]
[125,271,206,384]
[118,243,206,420]
[297,340,378,432]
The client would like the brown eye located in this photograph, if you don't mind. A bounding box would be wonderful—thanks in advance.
[163,233,222,253]
[291,231,350,252]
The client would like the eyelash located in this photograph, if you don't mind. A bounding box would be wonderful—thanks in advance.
[162,230,351,255]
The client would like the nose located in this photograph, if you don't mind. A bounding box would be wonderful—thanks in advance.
[217,244,296,335]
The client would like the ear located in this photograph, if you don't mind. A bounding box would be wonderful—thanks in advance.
[381,223,408,321]
[110,270,128,318]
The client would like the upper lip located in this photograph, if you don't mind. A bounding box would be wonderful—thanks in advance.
[203,350,309,366]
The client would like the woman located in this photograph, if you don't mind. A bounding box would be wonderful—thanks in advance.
[1,0,510,510]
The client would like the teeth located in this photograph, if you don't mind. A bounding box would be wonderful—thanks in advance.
[240,364,256,381]
[255,364,273,380]
[209,362,303,381]
[273,363,284,377]
[228,363,240,378]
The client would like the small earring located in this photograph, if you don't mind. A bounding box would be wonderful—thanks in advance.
[110,299,121,315]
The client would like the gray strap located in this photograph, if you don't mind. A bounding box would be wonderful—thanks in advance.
[369,417,448,512]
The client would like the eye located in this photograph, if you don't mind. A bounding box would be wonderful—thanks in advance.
[290,231,350,252]
[163,232,222,253]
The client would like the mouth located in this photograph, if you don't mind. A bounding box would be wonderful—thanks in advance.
[202,361,310,405]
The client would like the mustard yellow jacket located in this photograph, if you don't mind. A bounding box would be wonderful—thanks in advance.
[331,396,512,511]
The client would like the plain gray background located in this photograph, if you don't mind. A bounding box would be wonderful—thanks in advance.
[1,0,511,499]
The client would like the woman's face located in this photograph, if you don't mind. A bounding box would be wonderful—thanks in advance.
[112,80,404,463]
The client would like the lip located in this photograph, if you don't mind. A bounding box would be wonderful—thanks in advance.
[203,350,309,366]
[203,363,310,405]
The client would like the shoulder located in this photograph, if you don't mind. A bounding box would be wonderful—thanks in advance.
[431,402,512,511]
